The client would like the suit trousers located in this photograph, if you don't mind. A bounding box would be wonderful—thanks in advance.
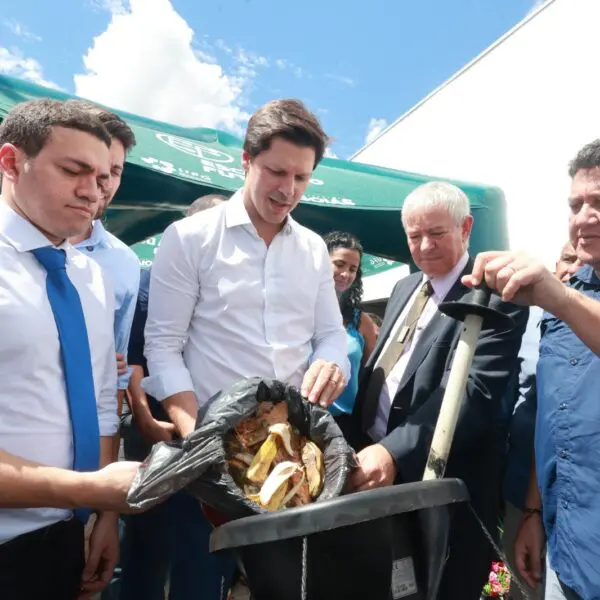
[0,518,85,600]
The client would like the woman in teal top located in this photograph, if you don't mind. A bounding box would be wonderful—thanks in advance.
[324,232,378,417]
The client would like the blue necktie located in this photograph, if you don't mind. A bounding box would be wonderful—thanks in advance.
[31,247,100,523]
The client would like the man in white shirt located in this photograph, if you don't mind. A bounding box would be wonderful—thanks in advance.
[143,99,349,599]
[0,99,139,600]
[350,182,527,600]
[144,99,349,435]
[68,102,141,447]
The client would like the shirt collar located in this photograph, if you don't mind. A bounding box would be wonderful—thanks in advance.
[225,188,294,235]
[425,251,470,301]
[0,200,72,254]
[571,264,600,286]
[73,219,109,250]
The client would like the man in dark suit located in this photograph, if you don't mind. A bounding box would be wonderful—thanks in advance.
[348,181,528,600]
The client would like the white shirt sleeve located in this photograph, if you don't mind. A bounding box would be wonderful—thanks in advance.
[310,241,351,380]
[142,222,199,401]
[97,285,120,436]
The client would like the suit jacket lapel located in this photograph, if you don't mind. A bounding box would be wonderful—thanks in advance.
[394,258,474,394]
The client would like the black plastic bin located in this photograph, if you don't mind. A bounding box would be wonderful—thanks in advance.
[211,478,469,600]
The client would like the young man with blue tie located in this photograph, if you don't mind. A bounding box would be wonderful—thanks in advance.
[0,99,139,600]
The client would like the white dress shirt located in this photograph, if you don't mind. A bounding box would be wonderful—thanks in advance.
[142,188,349,408]
[369,252,469,441]
[0,201,119,543]
[75,220,141,390]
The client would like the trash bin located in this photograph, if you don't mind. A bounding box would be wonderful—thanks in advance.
[210,478,469,600]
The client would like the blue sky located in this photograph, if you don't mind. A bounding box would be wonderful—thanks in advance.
[0,0,541,158]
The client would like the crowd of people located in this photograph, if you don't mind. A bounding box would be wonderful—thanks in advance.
[0,93,599,600]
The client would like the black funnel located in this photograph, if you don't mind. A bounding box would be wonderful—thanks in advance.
[438,281,514,330]
[211,479,469,600]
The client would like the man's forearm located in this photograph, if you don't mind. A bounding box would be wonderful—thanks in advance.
[524,451,542,510]
[550,287,600,356]
[111,390,126,461]
[0,448,99,509]
[99,437,119,522]
[100,436,115,468]
[162,391,199,437]
[128,365,154,425]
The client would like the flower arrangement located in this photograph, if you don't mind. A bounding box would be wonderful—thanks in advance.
[481,561,511,598]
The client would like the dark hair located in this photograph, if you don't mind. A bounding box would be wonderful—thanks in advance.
[368,312,382,328]
[568,139,600,178]
[244,99,329,169]
[0,98,111,157]
[185,193,228,217]
[65,100,136,152]
[324,231,364,324]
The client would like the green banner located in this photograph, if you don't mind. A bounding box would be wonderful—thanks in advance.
[131,232,401,276]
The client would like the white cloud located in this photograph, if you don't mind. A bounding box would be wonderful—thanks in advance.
[88,0,128,14]
[215,39,233,54]
[234,48,269,80]
[324,147,338,159]
[274,58,304,79]
[365,117,388,145]
[2,18,42,42]
[0,47,59,88]
[326,73,357,88]
[75,0,250,135]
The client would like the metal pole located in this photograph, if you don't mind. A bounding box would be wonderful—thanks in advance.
[423,313,483,481]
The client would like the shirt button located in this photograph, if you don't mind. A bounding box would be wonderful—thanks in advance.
[559,450,568,459]
[562,500,569,509]
[559,402,567,410]
[570,358,579,366]
[86,246,94,252]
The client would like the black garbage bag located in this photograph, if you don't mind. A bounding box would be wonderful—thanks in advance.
[127,377,356,519]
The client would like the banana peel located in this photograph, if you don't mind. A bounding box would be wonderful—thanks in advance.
[246,422,296,483]
[227,407,327,510]
[301,441,324,499]
[246,435,279,483]
[259,461,301,511]
[268,423,294,456]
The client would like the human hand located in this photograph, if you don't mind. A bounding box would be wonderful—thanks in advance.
[347,444,397,491]
[81,461,140,513]
[116,353,128,376]
[300,359,345,407]
[138,416,176,444]
[78,512,119,598]
[514,511,546,588]
[462,250,567,312]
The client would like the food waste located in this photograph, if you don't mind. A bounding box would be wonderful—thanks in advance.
[226,401,325,511]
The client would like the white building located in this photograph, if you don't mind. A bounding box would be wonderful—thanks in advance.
[352,0,599,266]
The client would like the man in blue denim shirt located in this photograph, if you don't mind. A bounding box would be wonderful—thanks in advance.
[501,244,582,600]
[466,139,600,600]
[69,103,140,415]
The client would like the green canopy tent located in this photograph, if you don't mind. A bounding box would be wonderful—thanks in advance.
[131,231,402,277]
[0,74,509,263]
